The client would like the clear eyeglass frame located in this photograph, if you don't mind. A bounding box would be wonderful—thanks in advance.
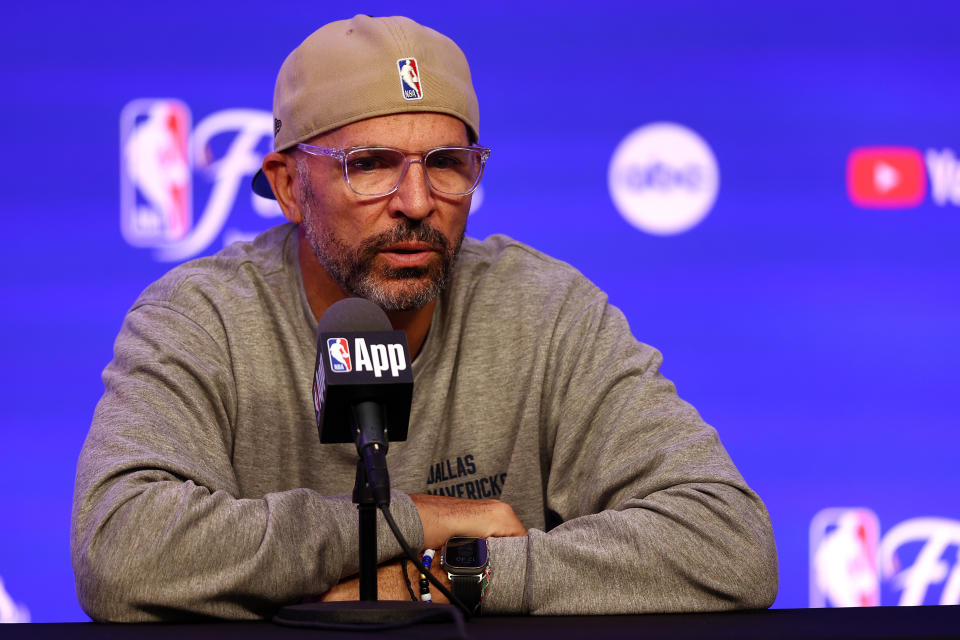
[295,142,491,197]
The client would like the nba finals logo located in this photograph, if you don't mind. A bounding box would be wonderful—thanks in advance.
[811,508,960,606]
[119,97,488,263]
[119,99,280,263]
[327,338,352,373]
[397,58,423,100]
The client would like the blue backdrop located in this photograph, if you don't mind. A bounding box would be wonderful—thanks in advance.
[2,0,958,622]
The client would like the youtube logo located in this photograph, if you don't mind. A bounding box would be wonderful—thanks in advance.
[846,147,927,208]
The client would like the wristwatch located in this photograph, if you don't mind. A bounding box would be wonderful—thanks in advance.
[440,536,490,614]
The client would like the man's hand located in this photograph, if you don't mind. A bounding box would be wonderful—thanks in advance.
[409,494,527,550]
[321,559,452,603]
[321,496,525,603]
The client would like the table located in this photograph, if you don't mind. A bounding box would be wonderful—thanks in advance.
[5,606,959,640]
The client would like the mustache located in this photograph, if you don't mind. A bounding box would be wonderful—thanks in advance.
[357,220,450,256]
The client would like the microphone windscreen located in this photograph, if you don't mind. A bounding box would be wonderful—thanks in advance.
[318,298,392,333]
[313,297,413,444]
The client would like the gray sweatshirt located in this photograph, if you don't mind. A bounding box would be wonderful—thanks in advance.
[71,223,778,621]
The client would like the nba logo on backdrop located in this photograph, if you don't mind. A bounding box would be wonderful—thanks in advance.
[810,508,880,607]
[397,58,423,100]
[327,338,352,372]
[120,99,192,246]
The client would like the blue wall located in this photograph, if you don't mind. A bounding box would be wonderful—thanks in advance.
[1,1,957,621]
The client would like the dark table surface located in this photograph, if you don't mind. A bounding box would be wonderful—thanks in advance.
[5,606,960,640]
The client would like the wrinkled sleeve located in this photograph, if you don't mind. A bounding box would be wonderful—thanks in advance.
[71,302,422,621]
[483,292,778,614]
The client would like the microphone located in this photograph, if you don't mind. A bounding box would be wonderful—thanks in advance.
[313,298,414,506]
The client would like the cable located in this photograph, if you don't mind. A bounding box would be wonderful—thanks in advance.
[401,558,418,601]
[379,504,472,619]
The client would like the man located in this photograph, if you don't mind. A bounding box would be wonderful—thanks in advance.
[72,15,778,621]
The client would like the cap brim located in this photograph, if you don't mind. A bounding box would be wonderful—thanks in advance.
[251,169,276,199]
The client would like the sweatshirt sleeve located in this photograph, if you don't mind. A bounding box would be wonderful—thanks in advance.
[71,301,423,621]
[482,291,778,615]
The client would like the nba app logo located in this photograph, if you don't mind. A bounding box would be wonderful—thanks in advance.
[810,508,880,607]
[327,338,352,373]
[397,58,423,101]
[120,99,193,246]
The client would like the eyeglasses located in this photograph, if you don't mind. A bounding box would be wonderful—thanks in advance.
[295,143,490,197]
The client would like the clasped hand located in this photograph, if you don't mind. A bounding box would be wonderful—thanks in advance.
[321,494,527,602]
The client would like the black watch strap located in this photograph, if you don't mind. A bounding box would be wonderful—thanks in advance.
[449,574,483,613]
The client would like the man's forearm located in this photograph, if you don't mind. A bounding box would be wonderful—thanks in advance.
[483,481,778,615]
[72,473,424,621]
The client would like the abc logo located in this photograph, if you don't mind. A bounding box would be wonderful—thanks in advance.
[607,122,719,235]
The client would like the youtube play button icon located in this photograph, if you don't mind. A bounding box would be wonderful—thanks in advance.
[847,146,927,208]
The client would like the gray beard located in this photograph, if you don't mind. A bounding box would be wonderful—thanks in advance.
[299,184,463,312]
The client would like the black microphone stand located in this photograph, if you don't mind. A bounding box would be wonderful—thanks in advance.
[273,411,466,635]
[354,457,378,601]
[275,304,467,633]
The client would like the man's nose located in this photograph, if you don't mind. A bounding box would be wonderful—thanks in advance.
[390,158,434,220]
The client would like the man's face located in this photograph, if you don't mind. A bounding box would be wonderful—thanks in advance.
[294,113,473,312]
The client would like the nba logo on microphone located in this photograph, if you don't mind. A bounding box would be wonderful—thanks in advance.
[397,58,423,101]
[327,338,352,373]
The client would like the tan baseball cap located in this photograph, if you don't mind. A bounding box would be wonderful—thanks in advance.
[252,15,479,199]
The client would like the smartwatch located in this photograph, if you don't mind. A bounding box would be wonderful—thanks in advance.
[440,536,490,614]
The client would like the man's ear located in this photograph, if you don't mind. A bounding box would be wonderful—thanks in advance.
[262,151,302,224]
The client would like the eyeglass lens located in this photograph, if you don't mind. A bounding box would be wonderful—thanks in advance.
[345,148,483,196]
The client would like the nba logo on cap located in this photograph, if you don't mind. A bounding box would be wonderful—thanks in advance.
[397,58,423,101]
[327,338,352,373]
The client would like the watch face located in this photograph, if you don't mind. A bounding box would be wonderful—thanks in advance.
[444,536,488,572]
